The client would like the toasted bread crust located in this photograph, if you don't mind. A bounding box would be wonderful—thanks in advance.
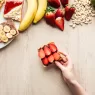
[0,0,5,8]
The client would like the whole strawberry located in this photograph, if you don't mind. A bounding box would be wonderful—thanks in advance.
[48,0,60,8]
[45,7,55,26]
[60,0,69,7]
[55,8,65,18]
[65,6,75,21]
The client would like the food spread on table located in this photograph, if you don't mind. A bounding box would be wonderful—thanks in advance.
[38,42,68,66]
[0,0,95,47]
[0,19,18,43]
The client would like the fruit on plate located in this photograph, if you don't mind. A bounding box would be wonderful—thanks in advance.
[33,0,47,23]
[55,17,64,31]
[55,8,65,18]
[48,0,60,8]
[65,5,75,21]
[45,7,55,26]
[0,0,5,9]
[0,19,19,43]
[19,0,37,32]
[91,0,95,6]
[60,0,69,7]
[38,42,68,66]
[4,0,24,21]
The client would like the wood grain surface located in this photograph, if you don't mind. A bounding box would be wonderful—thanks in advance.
[0,0,95,95]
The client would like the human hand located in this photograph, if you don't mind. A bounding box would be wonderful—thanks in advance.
[55,52,76,84]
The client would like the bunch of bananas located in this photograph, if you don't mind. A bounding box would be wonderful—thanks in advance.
[19,0,47,32]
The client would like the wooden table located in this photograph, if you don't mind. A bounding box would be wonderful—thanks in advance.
[0,1,95,95]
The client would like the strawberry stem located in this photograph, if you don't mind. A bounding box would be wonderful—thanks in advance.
[46,6,55,12]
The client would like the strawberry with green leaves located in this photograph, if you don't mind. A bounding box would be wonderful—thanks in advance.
[45,6,55,26]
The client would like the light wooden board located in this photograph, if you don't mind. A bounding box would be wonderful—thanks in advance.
[0,0,95,95]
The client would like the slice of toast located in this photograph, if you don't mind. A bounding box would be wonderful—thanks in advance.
[0,19,19,43]
[0,0,5,9]
[4,0,24,22]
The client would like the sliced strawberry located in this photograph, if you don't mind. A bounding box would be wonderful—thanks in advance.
[65,6,75,21]
[48,55,54,63]
[42,57,49,66]
[43,45,51,56]
[48,43,58,53]
[55,8,65,18]
[60,0,69,7]
[38,48,45,59]
[53,52,60,60]
[45,7,55,26]
[55,17,64,31]
[48,0,60,8]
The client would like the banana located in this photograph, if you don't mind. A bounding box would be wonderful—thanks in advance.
[6,33,13,39]
[4,25,10,32]
[1,36,8,43]
[33,0,47,23]
[19,0,37,32]
[10,29,16,35]
[0,30,5,38]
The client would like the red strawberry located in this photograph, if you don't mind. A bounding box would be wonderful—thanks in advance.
[48,42,58,53]
[45,7,55,26]
[42,58,49,66]
[48,0,60,8]
[65,6,75,21]
[43,45,51,56]
[38,48,45,59]
[60,0,69,7]
[48,55,54,63]
[55,17,64,31]
[53,52,60,60]
[55,8,65,18]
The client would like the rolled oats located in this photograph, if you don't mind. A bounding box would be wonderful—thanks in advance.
[70,0,95,28]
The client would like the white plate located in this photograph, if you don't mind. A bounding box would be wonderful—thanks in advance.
[0,5,20,49]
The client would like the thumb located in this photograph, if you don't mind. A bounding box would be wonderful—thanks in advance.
[55,61,65,71]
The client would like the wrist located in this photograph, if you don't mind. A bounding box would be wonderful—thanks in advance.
[66,79,79,86]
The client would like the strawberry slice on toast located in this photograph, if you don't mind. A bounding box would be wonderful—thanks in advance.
[4,0,24,21]
[38,42,68,66]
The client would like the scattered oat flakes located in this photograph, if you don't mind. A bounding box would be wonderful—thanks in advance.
[70,0,95,28]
